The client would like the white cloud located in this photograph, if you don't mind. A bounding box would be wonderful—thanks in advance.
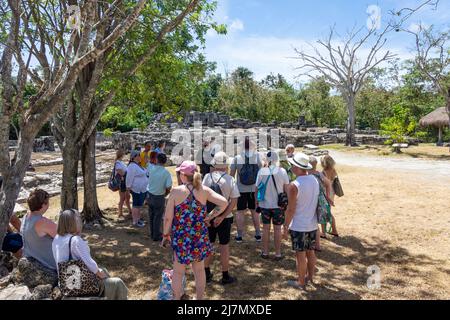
[205,34,415,85]
[229,19,244,32]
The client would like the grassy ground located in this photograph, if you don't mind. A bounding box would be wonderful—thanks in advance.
[320,144,450,161]
[43,154,450,300]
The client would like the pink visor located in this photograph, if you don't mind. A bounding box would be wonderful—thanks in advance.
[175,161,198,175]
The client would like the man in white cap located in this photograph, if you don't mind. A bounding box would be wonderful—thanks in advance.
[202,151,240,285]
[283,152,319,290]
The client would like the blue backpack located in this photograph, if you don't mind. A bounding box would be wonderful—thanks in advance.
[239,155,259,186]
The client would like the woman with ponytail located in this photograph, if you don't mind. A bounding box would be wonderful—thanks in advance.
[162,161,228,300]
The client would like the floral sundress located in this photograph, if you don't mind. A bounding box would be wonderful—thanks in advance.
[171,187,212,265]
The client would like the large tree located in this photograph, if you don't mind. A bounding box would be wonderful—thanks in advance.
[294,1,437,146]
[51,0,207,223]
[0,0,149,248]
[404,25,450,147]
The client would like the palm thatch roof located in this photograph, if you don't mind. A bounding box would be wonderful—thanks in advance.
[419,107,450,128]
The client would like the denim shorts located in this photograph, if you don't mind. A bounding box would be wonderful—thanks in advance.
[131,191,147,208]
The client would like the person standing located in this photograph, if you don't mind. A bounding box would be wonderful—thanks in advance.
[203,152,240,285]
[140,141,152,168]
[309,156,334,252]
[321,155,340,238]
[126,150,148,228]
[115,149,132,219]
[230,137,263,243]
[196,140,213,177]
[255,151,289,260]
[147,153,172,241]
[154,141,166,154]
[283,153,319,290]
[162,161,228,300]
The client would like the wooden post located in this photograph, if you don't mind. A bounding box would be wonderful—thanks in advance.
[438,126,443,147]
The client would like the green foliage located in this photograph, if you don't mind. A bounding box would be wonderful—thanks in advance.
[380,104,422,144]
[103,128,114,137]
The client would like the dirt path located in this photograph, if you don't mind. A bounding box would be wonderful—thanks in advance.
[40,149,450,300]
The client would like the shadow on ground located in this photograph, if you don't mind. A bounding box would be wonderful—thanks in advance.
[83,209,450,300]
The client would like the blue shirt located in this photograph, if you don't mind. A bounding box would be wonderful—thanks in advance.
[147,164,172,196]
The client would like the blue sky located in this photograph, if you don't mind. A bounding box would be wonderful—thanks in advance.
[203,0,450,84]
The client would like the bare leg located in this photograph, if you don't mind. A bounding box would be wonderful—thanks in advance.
[250,210,261,236]
[296,252,307,286]
[306,250,317,283]
[273,225,282,257]
[315,229,321,250]
[262,224,270,255]
[191,260,206,300]
[321,224,327,237]
[331,214,338,235]
[219,245,230,272]
[13,248,23,259]
[125,192,132,215]
[131,208,141,224]
[205,252,213,269]
[118,192,125,217]
[236,210,246,238]
[172,256,186,300]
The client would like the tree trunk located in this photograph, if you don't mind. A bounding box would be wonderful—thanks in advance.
[437,127,443,147]
[60,142,80,210]
[0,132,34,249]
[81,129,103,224]
[345,93,357,147]
[446,89,450,151]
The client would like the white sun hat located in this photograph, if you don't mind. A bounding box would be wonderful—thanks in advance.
[288,152,313,170]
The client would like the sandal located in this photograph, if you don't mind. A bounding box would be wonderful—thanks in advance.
[330,233,340,238]
[260,252,270,259]
[274,255,283,261]
[287,280,307,291]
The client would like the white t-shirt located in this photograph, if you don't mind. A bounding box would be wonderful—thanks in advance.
[255,166,289,209]
[125,162,148,193]
[203,171,240,218]
[115,160,127,174]
[289,175,319,232]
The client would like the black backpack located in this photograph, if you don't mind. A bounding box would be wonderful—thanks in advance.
[239,155,259,186]
[206,173,226,213]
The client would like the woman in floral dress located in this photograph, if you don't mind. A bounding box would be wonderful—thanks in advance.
[162,161,228,300]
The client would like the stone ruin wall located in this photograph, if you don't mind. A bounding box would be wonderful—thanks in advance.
[105,111,421,155]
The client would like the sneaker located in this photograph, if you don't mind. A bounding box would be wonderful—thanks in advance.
[235,236,243,243]
[138,219,146,225]
[221,276,236,285]
[255,235,262,243]
[133,221,145,228]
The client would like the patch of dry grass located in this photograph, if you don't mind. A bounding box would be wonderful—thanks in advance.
[320,144,450,161]
[47,162,449,300]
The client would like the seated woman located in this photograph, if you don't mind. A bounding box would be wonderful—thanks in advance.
[52,209,128,300]
[21,189,57,271]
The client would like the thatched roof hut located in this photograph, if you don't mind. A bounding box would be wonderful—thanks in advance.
[419,107,449,146]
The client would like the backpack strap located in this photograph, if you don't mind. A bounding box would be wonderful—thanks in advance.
[68,236,75,261]
[269,167,279,195]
